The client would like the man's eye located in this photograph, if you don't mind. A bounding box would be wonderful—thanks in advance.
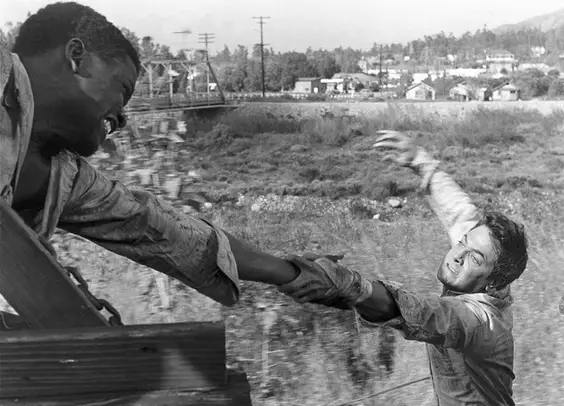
[471,255,479,265]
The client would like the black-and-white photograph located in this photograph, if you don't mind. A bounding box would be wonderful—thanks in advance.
[0,1,562,405]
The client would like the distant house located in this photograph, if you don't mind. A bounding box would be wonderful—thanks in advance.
[332,72,379,89]
[530,46,546,58]
[449,83,472,101]
[483,49,517,74]
[484,49,516,62]
[321,78,346,93]
[476,86,493,101]
[405,82,436,101]
[492,83,519,101]
[293,77,322,93]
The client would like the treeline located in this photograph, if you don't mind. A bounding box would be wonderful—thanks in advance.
[4,13,564,93]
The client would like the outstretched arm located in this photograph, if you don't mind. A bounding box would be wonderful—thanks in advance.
[57,155,298,306]
[355,280,490,350]
[223,230,299,285]
[278,256,489,351]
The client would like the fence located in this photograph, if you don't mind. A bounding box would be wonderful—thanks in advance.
[126,93,225,112]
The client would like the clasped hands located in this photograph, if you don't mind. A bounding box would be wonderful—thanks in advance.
[278,131,420,308]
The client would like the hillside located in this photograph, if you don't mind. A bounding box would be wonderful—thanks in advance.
[494,7,564,33]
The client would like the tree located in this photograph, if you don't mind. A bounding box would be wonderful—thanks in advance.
[0,18,26,50]
[548,78,564,98]
[140,36,157,60]
[215,46,232,64]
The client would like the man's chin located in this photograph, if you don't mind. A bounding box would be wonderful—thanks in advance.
[437,264,456,290]
[73,142,100,158]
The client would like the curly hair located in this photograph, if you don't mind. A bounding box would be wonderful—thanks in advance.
[474,211,528,288]
[12,2,140,73]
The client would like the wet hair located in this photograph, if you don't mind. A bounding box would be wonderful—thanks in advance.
[12,2,140,73]
[474,211,528,288]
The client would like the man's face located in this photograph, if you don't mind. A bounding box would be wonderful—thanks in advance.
[437,225,499,293]
[30,48,137,157]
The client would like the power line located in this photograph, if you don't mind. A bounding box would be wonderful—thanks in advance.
[253,16,270,98]
[197,32,215,59]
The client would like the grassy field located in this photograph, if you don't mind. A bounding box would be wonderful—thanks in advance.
[17,101,564,405]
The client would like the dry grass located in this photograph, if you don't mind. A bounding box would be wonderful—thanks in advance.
[13,102,564,405]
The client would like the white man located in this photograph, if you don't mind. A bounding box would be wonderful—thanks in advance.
[278,131,528,405]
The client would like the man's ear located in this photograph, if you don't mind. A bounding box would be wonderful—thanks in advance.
[65,38,92,78]
[490,275,507,291]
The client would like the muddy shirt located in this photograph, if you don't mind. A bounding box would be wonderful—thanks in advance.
[0,47,239,306]
[359,156,516,406]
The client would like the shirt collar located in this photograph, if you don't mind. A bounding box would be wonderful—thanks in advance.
[442,285,513,306]
[1,67,19,109]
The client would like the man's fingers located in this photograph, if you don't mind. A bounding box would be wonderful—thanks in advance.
[324,253,345,262]
[373,140,405,150]
[382,154,396,162]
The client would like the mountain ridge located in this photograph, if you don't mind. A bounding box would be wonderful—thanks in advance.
[494,8,564,33]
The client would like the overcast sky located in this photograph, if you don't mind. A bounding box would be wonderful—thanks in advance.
[2,0,563,53]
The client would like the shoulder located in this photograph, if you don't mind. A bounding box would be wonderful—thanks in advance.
[457,292,513,329]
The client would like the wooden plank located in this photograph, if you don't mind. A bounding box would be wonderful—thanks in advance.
[1,370,251,406]
[0,199,109,329]
[0,321,228,399]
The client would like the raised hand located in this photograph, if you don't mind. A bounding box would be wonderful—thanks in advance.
[372,130,418,167]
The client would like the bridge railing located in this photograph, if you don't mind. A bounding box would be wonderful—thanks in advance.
[126,93,225,112]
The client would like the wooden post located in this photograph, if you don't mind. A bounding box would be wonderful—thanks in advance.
[0,322,252,405]
[0,200,109,329]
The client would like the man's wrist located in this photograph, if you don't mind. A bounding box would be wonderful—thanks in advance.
[410,147,441,190]
[344,271,373,305]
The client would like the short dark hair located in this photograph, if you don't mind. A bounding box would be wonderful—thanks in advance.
[475,211,528,288]
[12,2,140,73]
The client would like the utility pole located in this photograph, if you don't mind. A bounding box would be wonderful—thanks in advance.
[198,33,215,100]
[379,44,383,90]
[253,16,270,97]
[173,29,193,95]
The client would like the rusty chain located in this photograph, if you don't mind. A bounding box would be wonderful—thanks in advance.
[37,234,123,326]
[65,266,123,326]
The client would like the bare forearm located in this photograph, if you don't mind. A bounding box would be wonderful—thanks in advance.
[224,231,299,285]
[354,281,400,323]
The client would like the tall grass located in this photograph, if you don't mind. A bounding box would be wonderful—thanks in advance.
[203,103,564,152]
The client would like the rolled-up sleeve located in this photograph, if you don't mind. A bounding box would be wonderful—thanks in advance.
[58,156,240,306]
[358,281,489,350]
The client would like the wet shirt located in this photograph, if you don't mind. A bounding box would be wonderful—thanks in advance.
[0,48,240,306]
[360,164,516,406]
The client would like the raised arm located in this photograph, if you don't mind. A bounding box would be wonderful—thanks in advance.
[413,149,481,245]
[373,131,481,246]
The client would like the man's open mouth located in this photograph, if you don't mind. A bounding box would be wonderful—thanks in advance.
[104,117,117,135]
[447,263,458,275]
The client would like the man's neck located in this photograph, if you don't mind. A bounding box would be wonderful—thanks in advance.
[12,140,52,212]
